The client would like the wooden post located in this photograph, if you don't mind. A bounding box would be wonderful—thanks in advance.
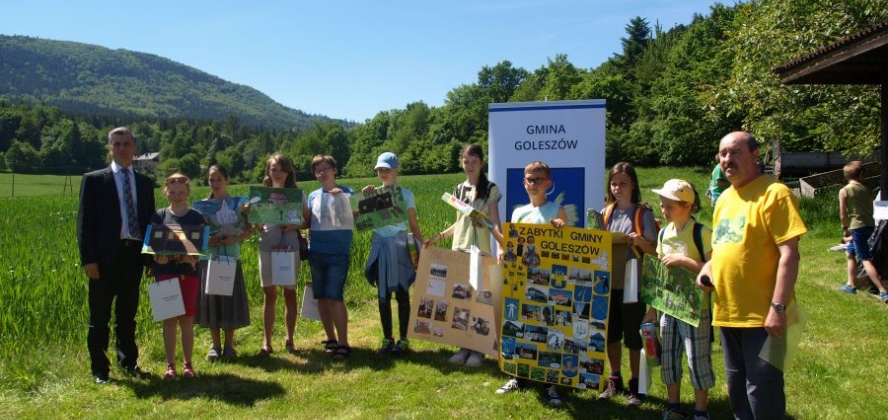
[881,71,887,193]
[773,136,782,180]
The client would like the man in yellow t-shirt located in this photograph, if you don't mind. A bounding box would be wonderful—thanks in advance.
[697,131,807,420]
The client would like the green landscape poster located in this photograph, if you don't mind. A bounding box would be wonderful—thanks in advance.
[349,185,408,231]
[641,255,704,327]
[247,187,303,225]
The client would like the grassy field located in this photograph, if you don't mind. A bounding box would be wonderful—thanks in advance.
[0,172,81,197]
[0,168,886,419]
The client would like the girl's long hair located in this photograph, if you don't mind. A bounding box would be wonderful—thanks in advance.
[605,162,641,205]
[206,164,230,199]
[263,153,297,188]
[464,144,491,201]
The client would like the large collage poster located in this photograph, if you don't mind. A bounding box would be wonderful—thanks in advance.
[408,247,501,357]
[500,223,612,391]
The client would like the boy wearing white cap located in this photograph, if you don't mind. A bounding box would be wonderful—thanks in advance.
[647,179,715,420]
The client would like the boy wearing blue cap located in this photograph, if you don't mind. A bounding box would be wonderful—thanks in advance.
[364,152,424,355]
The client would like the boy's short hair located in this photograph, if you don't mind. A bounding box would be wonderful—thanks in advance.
[524,161,551,178]
[844,161,864,181]
[311,155,337,171]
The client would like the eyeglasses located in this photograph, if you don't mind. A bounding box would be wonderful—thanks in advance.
[314,166,333,175]
[166,177,189,185]
[524,177,547,185]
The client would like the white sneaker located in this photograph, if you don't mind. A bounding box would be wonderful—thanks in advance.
[465,351,485,367]
[448,348,471,365]
[496,378,521,394]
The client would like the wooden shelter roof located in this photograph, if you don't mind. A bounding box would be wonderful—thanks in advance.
[774,20,888,84]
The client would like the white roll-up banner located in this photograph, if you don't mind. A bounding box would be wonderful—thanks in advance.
[488,100,607,229]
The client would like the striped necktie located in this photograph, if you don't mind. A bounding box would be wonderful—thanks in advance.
[122,168,140,239]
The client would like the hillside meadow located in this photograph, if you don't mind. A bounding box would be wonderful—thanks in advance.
[0,168,886,420]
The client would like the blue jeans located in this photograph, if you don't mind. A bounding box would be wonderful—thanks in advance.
[720,327,785,420]
[308,252,350,301]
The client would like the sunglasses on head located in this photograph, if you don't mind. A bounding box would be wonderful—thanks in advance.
[166,177,189,185]
[524,177,547,185]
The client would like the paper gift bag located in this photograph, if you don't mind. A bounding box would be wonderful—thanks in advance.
[205,256,236,296]
[271,247,297,286]
[300,282,321,321]
[469,245,483,290]
[148,278,185,322]
[638,348,654,395]
[623,259,639,303]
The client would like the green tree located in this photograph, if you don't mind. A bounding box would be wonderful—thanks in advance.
[718,0,887,157]
[5,140,40,173]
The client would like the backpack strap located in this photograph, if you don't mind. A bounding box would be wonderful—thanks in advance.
[602,204,615,228]
[632,206,644,238]
[692,220,707,263]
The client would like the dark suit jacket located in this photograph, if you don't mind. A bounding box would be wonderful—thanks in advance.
[77,166,155,268]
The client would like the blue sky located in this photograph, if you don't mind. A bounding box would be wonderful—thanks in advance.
[1,0,725,122]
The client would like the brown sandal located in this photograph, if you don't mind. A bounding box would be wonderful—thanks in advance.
[285,341,297,355]
[258,346,273,357]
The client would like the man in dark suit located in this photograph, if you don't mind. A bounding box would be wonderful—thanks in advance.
[77,126,155,384]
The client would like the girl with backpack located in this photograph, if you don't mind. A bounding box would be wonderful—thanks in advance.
[598,162,658,405]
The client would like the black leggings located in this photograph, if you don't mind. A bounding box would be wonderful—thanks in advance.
[378,287,410,340]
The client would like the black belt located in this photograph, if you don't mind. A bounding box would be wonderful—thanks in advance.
[120,239,142,247]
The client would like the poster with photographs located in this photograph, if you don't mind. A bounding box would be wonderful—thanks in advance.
[641,255,704,327]
[194,196,249,237]
[408,247,500,357]
[141,224,210,256]
[499,223,612,391]
[350,185,408,231]
[247,186,304,225]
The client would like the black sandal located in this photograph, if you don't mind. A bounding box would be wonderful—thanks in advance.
[258,346,273,357]
[285,341,298,355]
[332,345,351,360]
[322,340,338,354]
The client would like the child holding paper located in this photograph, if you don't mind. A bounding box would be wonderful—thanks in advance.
[306,155,355,359]
[496,161,567,406]
[364,152,423,356]
[152,173,204,380]
[196,164,252,361]
[257,153,306,356]
[598,162,657,405]
[424,144,503,367]
[647,179,715,420]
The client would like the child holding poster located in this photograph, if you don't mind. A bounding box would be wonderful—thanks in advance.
[152,174,204,379]
[364,152,423,356]
[196,165,252,361]
[424,144,503,367]
[496,161,568,406]
[647,179,715,420]
[599,162,657,405]
[256,153,307,356]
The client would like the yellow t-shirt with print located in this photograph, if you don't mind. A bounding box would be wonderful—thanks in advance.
[711,176,807,328]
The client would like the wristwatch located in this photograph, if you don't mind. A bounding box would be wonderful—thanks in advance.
[771,302,786,313]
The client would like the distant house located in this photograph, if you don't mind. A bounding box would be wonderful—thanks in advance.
[134,152,160,174]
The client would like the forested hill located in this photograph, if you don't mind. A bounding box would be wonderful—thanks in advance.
[0,35,345,129]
